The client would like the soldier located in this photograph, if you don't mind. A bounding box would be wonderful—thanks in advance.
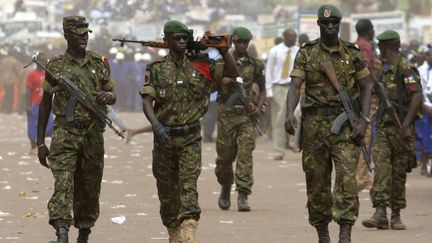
[362,30,422,230]
[215,27,266,212]
[139,20,238,243]
[37,16,116,243]
[285,4,371,243]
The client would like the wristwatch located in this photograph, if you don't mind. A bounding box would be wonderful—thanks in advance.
[361,116,371,123]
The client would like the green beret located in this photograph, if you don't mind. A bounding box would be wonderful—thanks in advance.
[163,20,189,34]
[63,16,92,34]
[317,4,342,19]
[232,27,252,41]
[376,30,400,43]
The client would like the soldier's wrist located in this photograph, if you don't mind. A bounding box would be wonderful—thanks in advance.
[37,143,46,148]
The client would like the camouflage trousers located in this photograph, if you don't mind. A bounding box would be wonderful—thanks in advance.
[47,124,104,229]
[153,131,202,228]
[302,113,359,226]
[371,124,415,209]
[215,110,256,194]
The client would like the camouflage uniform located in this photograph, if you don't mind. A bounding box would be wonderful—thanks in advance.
[290,38,369,226]
[140,54,223,228]
[215,51,265,194]
[371,56,420,209]
[43,50,113,229]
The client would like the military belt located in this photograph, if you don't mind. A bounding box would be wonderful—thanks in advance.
[273,82,290,87]
[55,117,95,129]
[165,122,200,137]
[224,105,247,115]
[303,106,343,116]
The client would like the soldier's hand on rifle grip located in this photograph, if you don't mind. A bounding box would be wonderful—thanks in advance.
[351,119,368,145]
[152,123,171,144]
[284,112,297,135]
[37,144,50,169]
[94,91,115,105]
[247,104,259,117]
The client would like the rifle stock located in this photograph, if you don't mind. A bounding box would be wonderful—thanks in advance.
[321,61,373,172]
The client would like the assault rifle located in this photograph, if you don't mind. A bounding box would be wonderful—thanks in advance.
[112,30,230,59]
[24,54,125,139]
[376,82,403,128]
[321,61,373,172]
[226,77,264,136]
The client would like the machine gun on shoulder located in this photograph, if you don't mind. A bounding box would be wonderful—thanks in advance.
[112,30,230,59]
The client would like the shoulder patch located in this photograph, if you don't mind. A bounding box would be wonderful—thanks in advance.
[301,39,318,48]
[47,55,63,64]
[87,50,102,59]
[344,41,360,50]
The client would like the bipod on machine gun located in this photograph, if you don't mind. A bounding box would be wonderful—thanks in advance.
[23,53,125,139]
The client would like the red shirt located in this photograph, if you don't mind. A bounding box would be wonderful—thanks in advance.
[26,69,45,105]
[356,37,376,84]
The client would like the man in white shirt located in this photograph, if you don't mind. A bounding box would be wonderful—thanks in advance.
[415,47,432,176]
[265,28,299,160]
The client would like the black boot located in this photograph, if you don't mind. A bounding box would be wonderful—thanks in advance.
[315,224,330,243]
[390,209,406,230]
[48,227,68,243]
[338,223,352,243]
[237,191,251,212]
[77,228,91,243]
[362,206,389,229]
[218,185,231,210]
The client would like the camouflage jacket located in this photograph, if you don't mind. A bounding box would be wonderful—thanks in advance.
[140,54,224,126]
[42,51,114,122]
[290,38,369,109]
[218,51,265,105]
[376,55,422,125]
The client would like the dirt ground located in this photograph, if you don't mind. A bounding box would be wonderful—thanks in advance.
[0,112,431,243]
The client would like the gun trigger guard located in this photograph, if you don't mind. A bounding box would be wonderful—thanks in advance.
[330,112,348,134]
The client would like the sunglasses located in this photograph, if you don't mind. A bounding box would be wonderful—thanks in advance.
[171,35,189,41]
[319,19,340,26]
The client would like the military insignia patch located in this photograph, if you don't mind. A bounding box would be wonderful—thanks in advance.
[324,9,331,18]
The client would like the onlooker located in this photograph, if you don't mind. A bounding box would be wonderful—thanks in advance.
[416,47,432,176]
[25,54,54,155]
[0,52,21,113]
[355,18,376,191]
[298,33,310,46]
[266,28,299,160]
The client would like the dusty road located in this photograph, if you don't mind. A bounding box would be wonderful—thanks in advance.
[0,112,431,243]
